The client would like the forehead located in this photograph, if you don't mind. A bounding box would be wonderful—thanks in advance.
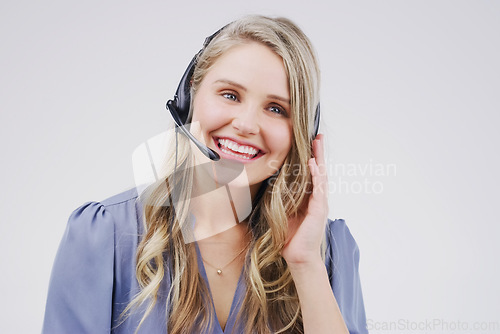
[203,42,290,98]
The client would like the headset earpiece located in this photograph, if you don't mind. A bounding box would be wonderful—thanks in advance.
[313,103,320,138]
[167,28,224,127]
[169,52,199,126]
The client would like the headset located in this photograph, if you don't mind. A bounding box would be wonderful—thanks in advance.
[166,26,321,162]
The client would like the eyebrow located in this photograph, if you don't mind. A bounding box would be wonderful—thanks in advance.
[215,79,247,91]
[267,94,290,105]
[214,79,290,105]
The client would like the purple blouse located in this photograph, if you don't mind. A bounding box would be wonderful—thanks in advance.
[42,188,368,333]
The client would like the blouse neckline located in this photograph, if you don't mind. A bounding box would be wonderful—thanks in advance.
[194,240,246,333]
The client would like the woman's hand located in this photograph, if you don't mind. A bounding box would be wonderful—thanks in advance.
[281,134,329,269]
[281,134,349,334]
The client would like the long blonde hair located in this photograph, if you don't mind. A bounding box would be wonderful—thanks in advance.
[125,15,321,334]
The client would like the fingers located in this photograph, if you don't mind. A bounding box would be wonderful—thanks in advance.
[312,134,326,171]
[308,134,329,212]
[308,157,327,201]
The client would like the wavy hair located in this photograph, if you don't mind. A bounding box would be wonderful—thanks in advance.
[123,15,322,334]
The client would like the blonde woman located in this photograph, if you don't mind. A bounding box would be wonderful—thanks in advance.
[43,15,367,334]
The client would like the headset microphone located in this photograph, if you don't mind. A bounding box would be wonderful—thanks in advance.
[166,99,220,161]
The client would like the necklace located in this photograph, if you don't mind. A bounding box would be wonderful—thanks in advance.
[201,242,250,276]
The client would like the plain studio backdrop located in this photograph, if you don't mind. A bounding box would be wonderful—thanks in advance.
[1,1,499,333]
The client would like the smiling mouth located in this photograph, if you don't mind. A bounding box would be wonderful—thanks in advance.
[215,138,262,160]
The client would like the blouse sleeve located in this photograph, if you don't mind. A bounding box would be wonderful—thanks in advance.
[42,202,115,334]
[325,219,368,334]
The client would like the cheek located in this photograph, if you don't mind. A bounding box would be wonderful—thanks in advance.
[268,123,293,158]
[191,109,217,138]
[192,95,230,131]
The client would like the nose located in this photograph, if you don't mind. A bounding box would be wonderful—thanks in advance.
[231,105,260,135]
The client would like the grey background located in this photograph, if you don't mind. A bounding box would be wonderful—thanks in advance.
[1,0,499,333]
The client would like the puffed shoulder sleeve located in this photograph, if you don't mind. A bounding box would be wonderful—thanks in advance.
[43,202,115,334]
[325,219,368,334]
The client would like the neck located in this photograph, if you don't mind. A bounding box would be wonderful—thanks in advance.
[190,162,261,242]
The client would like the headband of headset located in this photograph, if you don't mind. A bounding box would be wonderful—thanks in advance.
[166,25,320,138]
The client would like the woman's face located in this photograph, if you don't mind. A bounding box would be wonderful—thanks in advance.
[191,41,293,189]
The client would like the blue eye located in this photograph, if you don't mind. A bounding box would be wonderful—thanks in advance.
[222,93,238,101]
[269,105,287,116]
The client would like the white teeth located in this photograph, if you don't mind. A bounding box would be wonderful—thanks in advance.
[217,138,259,158]
[221,147,252,159]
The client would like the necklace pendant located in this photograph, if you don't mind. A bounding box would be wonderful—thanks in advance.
[217,269,222,275]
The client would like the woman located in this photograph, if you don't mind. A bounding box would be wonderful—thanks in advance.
[43,15,367,334]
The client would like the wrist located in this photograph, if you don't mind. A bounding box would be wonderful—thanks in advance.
[286,255,325,275]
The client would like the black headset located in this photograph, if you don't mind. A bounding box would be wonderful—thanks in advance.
[166,26,320,162]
